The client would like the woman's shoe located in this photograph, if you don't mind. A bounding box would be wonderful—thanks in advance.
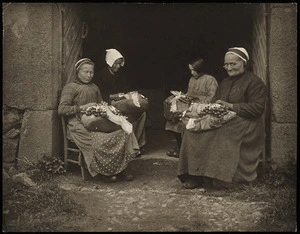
[212,179,236,190]
[103,175,117,183]
[166,148,179,158]
[124,174,134,181]
[182,176,203,189]
[136,147,146,157]
[118,170,134,181]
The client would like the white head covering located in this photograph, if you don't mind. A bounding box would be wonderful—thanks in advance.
[225,47,249,63]
[105,49,125,67]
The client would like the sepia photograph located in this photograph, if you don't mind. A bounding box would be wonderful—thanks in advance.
[2,2,297,232]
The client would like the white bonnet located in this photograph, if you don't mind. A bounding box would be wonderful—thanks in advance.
[105,49,125,67]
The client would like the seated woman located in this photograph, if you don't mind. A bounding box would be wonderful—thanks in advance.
[177,47,267,189]
[58,58,140,182]
[165,57,218,157]
[94,49,147,154]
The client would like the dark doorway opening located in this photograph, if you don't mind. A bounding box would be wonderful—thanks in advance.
[82,3,254,96]
[81,3,255,132]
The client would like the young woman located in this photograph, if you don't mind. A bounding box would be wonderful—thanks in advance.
[165,57,218,157]
[58,58,139,182]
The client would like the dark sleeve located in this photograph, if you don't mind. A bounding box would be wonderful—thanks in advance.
[116,71,131,93]
[121,77,131,93]
[96,68,113,103]
[58,84,80,116]
[232,78,267,118]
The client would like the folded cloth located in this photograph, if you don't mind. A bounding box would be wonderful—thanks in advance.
[80,103,132,134]
[182,103,237,132]
[163,93,190,122]
[111,91,149,114]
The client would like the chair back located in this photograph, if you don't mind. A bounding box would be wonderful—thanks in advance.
[61,115,67,142]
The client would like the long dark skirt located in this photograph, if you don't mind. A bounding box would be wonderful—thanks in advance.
[177,115,265,183]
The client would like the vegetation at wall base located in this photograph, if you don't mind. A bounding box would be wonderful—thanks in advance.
[205,160,297,232]
[3,172,86,232]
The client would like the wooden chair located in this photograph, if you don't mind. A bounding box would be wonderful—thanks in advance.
[257,152,266,177]
[61,115,90,180]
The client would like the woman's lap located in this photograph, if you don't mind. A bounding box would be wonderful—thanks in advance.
[67,118,139,177]
[177,116,263,183]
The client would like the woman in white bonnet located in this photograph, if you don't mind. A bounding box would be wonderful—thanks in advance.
[94,49,129,103]
[94,49,147,154]
[177,47,267,189]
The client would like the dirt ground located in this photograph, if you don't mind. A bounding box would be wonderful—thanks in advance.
[3,129,296,232]
[54,157,271,232]
[44,129,276,232]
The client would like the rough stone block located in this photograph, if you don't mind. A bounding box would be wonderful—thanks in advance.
[269,5,297,123]
[3,3,61,110]
[2,136,19,163]
[5,128,20,138]
[270,122,297,166]
[12,173,37,187]
[18,110,62,168]
[3,168,11,181]
[2,110,21,133]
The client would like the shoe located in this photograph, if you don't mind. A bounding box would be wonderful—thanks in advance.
[140,147,146,155]
[124,174,134,181]
[136,147,146,158]
[166,148,179,158]
[182,176,202,189]
[212,179,236,190]
[118,170,134,181]
[103,175,117,183]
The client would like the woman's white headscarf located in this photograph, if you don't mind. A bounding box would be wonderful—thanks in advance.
[75,58,93,71]
[105,49,125,67]
[225,47,249,63]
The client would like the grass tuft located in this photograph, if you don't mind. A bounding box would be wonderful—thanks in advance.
[204,160,297,232]
[3,176,86,232]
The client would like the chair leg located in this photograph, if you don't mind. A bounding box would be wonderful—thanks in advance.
[64,151,69,171]
[79,153,90,181]
[257,152,265,177]
[81,166,90,181]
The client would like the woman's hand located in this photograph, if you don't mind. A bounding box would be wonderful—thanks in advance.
[216,100,233,110]
[80,102,97,111]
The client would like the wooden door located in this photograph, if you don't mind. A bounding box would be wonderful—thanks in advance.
[252,3,270,166]
[60,3,85,86]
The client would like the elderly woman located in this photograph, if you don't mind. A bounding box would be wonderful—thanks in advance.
[58,58,140,182]
[177,47,267,189]
[94,49,147,153]
[166,57,218,157]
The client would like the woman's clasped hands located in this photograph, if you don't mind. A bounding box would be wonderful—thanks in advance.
[215,100,233,110]
[80,102,97,111]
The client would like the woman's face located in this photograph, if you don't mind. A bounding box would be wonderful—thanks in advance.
[223,54,245,77]
[111,58,124,74]
[188,64,198,77]
[77,63,94,83]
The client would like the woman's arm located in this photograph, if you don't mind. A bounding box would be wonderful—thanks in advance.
[58,84,80,116]
[205,76,218,102]
[232,78,267,118]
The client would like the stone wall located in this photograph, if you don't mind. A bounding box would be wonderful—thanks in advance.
[2,105,24,168]
[269,3,297,165]
[2,3,297,170]
[3,3,63,168]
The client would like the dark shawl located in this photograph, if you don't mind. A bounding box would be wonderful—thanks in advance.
[94,67,131,103]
